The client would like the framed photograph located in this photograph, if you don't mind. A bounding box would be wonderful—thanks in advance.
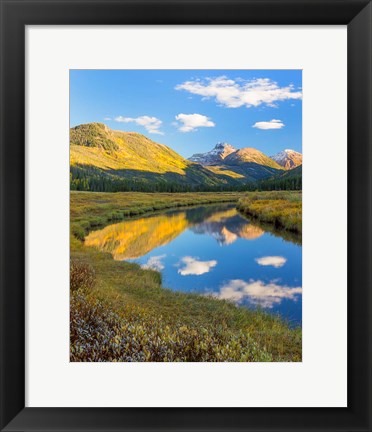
[1,0,371,431]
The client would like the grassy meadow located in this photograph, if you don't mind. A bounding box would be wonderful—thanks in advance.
[237,191,302,234]
[70,191,302,362]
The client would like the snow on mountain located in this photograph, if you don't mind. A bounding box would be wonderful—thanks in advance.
[189,142,237,166]
[270,149,302,170]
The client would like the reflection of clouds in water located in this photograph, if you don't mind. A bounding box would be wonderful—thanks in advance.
[255,256,287,268]
[178,256,217,276]
[141,254,166,271]
[215,279,302,308]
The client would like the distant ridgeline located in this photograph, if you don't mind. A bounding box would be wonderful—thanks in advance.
[70,123,302,192]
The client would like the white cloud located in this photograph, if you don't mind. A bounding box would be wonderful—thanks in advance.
[252,119,285,130]
[255,256,287,268]
[104,116,112,121]
[175,76,302,108]
[178,256,217,276]
[175,113,215,133]
[141,254,166,271]
[114,115,164,135]
[215,279,302,308]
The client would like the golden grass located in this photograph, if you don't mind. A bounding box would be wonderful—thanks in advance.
[237,191,302,234]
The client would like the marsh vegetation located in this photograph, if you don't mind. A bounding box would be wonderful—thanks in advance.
[237,191,302,234]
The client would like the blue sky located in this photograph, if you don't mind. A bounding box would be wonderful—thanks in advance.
[70,70,302,158]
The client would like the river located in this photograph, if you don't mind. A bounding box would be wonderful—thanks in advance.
[85,203,302,325]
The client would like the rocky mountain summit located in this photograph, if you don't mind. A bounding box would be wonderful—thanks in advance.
[189,142,237,165]
[270,149,303,170]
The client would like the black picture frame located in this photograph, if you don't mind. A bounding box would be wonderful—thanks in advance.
[1,0,371,431]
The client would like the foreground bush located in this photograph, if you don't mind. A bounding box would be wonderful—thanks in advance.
[70,289,273,362]
[70,259,96,292]
[237,191,302,234]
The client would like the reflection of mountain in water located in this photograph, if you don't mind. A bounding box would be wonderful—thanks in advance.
[190,208,264,245]
[85,212,188,260]
[85,204,264,260]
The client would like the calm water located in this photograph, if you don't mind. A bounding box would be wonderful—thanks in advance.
[85,204,302,325]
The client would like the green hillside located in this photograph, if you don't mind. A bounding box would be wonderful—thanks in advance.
[279,164,302,178]
[247,165,302,191]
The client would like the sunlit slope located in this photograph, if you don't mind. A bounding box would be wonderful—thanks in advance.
[71,123,188,174]
[70,123,239,186]
[270,149,302,170]
[205,165,245,179]
[225,148,283,170]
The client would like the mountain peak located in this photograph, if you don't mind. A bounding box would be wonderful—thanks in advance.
[189,142,237,166]
[70,122,119,151]
[270,149,302,169]
[224,147,283,170]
